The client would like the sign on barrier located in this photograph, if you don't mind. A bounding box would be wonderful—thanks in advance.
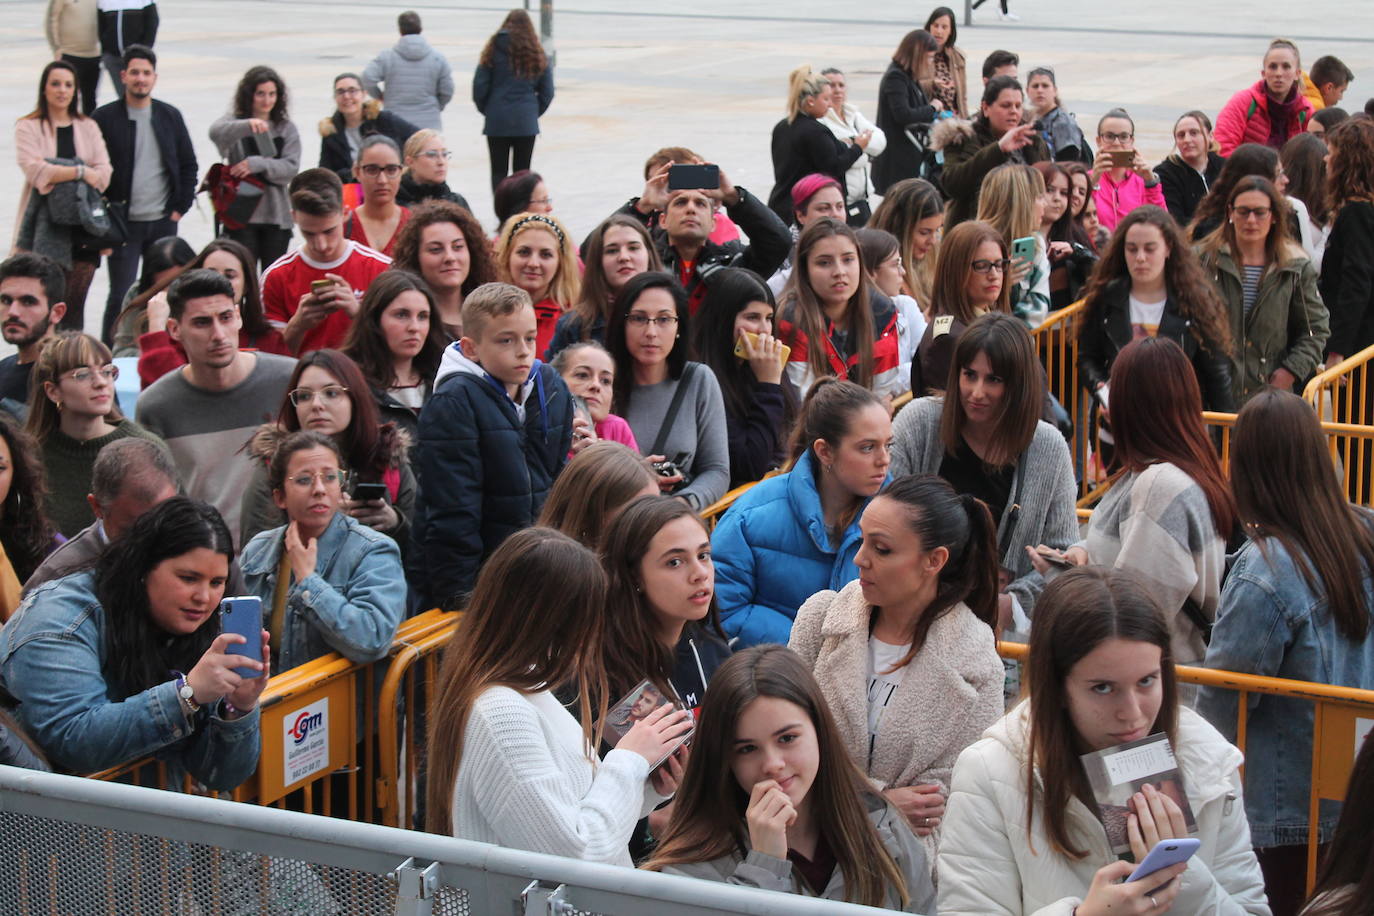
[256,674,355,805]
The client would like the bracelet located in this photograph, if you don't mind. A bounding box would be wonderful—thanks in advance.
[76,163,85,181]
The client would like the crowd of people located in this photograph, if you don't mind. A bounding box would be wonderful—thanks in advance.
[5,4,1374,914]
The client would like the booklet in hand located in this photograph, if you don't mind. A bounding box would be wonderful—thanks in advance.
[1080,732,1197,857]
[602,679,694,771]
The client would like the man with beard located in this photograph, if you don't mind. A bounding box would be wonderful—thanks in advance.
[0,253,67,412]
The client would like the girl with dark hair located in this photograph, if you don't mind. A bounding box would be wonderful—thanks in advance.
[607,271,729,510]
[209,65,301,268]
[1196,176,1329,404]
[1281,132,1330,264]
[713,378,891,647]
[1154,111,1226,227]
[1189,142,1284,240]
[1090,108,1166,233]
[537,441,656,547]
[492,169,550,229]
[474,10,554,192]
[494,210,579,358]
[1302,732,1374,915]
[872,30,941,196]
[857,227,926,393]
[111,235,195,356]
[893,312,1077,621]
[551,341,638,449]
[645,645,936,911]
[691,267,796,487]
[922,7,966,118]
[1032,160,1097,309]
[239,430,404,673]
[938,567,1268,914]
[317,72,419,184]
[1199,390,1374,916]
[868,177,944,305]
[1319,117,1374,376]
[424,526,692,854]
[389,200,497,341]
[240,349,415,548]
[546,213,661,360]
[349,135,410,257]
[13,59,111,328]
[342,269,446,436]
[1077,205,1235,413]
[0,413,59,605]
[1025,67,1092,164]
[789,473,1002,863]
[0,497,268,785]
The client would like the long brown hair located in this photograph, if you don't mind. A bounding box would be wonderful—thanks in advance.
[868,178,943,303]
[779,219,878,388]
[389,200,497,301]
[26,60,81,121]
[277,350,400,481]
[644,646,910,909]
[0,414,57,583]
[27,333,124,442]
[786,378,887,543]
[892,29,938,81]
[1326,116,1374,214]
[940,312,1042,468]
[1025,567,1178,858]
[1232,390,1374,641]
[1307,727,1374,916]
[537,441,655,548]
[1108,337,1236,537]
[929,220,1012,324]
[1197,176,1299,275]
[1189,143,1280,237]
[480,9,547,80]
[1281,131,1330,226]
[572,214,662,336]
[424,527,608,835]
[341,269,446,389]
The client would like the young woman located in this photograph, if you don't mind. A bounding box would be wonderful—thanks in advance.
[1090,108,1167,234]
[1154,111,1226,228]
[607,272,729,511]
[768,66,863,225]
[317,71,418,184]
[910,220,1012,397]
[921,6,967,118]
[692,267,796,488]
[1319,117,1374,379]
[1196,176,1329,404]
[348,135,410,257]
[868,177,944,306]
[135,238,290,388]
[473,9,555,192]
[208,65,301,268]
[424,526,692,859]
[240,349,415,549]
[239,430,404,672]
[13,59,111,328]
[1302,733,1374,916]
[789,474,1003,859]
[0,497,268,786]
[934,75,1048,227]
[977,164,1051,328]
[0,414,58,600]
[551,341,639,450]
[492,169,552,230]
[537,441,656,548]
[857,229,925,397]
[1215,38,1315,155]
[495,210,579,359]
[1077,205,1235,413]
[341,269,447,437]
[389,200,496,342]
[1281,132,1331,266]
[713,379,891,647]
[777,218,901,398]
[111,235,195,357]
[1190,142,1285,241]
[871,30,942,196]
[892,313,1078,622]
[1198,390,1374,916]
[938,566,1269,914]
[1040,338,1237,667]
[1032,160,1098,309]
[395,129,471,210]
[27,332,166,538]
[546,214,661,361]
[1025,67,1092,164]
[645,645,936,912]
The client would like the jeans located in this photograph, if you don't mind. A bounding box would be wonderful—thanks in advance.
[103,215,176,344]
[62,54,102,116]
[224,224,294,271]
[487,135,536,193]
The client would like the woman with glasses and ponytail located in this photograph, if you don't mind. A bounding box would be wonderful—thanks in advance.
[347,135,411,257]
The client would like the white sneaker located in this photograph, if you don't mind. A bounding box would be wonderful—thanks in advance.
[1000,10,1021,20]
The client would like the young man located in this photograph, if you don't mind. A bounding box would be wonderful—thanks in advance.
[766,174,848,296]
[1303,55,1355,110]
[96,0,158,96]
[91,43,196,344]
[0,254,67,410]
[136,269,296,546]
[261,168,391,354]
[982,50,1019,84]
[361,10,453,130]
[411,282,574,609]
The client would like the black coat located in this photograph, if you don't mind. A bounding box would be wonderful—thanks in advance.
[318,107,420,183]
[725,379,791,490]
[1077,278,1235,412]
[91,97,197,216]
[872,62,939,195]
[1321,200,1374,361]
[472,32,554,137]
[395,173,471,212]
[97,4,158,55]
[410,361,573,608]
[766,115,861,224]
[1154,152,1226,228]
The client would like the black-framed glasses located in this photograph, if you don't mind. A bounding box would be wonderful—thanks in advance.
[1100,131,1134,144]
[970,259,1011,275]
[1231,205,1272,221]
[289,386,349,406]
[625,315,679,329]
[360,164,402,178]
[334,87,362,97]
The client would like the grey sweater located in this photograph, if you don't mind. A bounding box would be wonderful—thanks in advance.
[208,116,302,229]
[623,362,729,510]
[890,396,1078,614]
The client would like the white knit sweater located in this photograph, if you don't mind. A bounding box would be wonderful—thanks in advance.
[449,687,661,865]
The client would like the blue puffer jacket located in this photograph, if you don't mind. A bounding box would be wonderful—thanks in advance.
[472,31,554,137]
[410,344,573,608]
[712,450,882,647]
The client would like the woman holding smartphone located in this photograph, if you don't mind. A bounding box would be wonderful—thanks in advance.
[976,164,1051,329]
[1091,108,1167,234]
[938,566,1268,914]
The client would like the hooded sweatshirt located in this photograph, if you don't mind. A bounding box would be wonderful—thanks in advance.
[361,34,454,131]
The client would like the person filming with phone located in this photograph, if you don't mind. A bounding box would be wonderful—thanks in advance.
[0,497,268,789]
[1091,108,1166,234]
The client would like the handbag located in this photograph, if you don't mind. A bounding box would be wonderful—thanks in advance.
[201,163,265,231]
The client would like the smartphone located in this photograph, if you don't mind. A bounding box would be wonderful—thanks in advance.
[1011,236,1037,263]
[1107,149,1135,168]
[352,481,388,502]
[668,163,720,191]
[220,596,264,680]
[569,394,592,427]
[1034,546,1075,569]
[310,278,333,294]
[1127,838,1200,892]
[732,331,791,366]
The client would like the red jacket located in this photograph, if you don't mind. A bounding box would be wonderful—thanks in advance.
[1214,80,1315,156]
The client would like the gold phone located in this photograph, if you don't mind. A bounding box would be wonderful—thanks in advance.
[1107,149,1134,168]
[733,331,790,366]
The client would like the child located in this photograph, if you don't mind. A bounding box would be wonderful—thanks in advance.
[410,282,575,609]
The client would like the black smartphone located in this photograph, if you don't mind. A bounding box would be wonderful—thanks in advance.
[352,482,388,502]
[668,163,720,191]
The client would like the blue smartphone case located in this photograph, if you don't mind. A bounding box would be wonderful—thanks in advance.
[1127,837,1200,885]
[219,596,264,679]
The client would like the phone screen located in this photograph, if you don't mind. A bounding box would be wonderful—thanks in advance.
[668,164,721,191]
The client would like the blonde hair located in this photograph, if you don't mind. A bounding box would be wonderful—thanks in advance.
[495,211,581,309]
[402,128,441,165]
[786,65,830,123]
[977,164,1045,250]
[461,281,533,341]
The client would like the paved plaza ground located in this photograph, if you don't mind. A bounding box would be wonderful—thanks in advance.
[2,0,1373,347]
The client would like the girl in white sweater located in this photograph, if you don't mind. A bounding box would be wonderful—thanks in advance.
[424,526,692,863]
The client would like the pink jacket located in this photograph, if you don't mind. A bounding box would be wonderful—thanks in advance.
[12,116,112,247]
[1214,80,1315,156]
[1092,170,1166,234]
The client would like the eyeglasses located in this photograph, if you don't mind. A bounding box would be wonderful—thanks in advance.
[65,365,119,384]
[288,386,349,406]
[287,470,342,489]
[528,196,553,207]
[970,259,1012,275]
[360,164,403,178]
[334,87,362,97]
[626,315,679,329]
[1100,131,1134,144]
[1231,205,1272,221]
[418,149,452,161]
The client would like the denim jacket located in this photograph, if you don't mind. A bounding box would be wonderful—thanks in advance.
[1197,528,1374,847]
[0,571,260,787]
[239,512,405,673]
